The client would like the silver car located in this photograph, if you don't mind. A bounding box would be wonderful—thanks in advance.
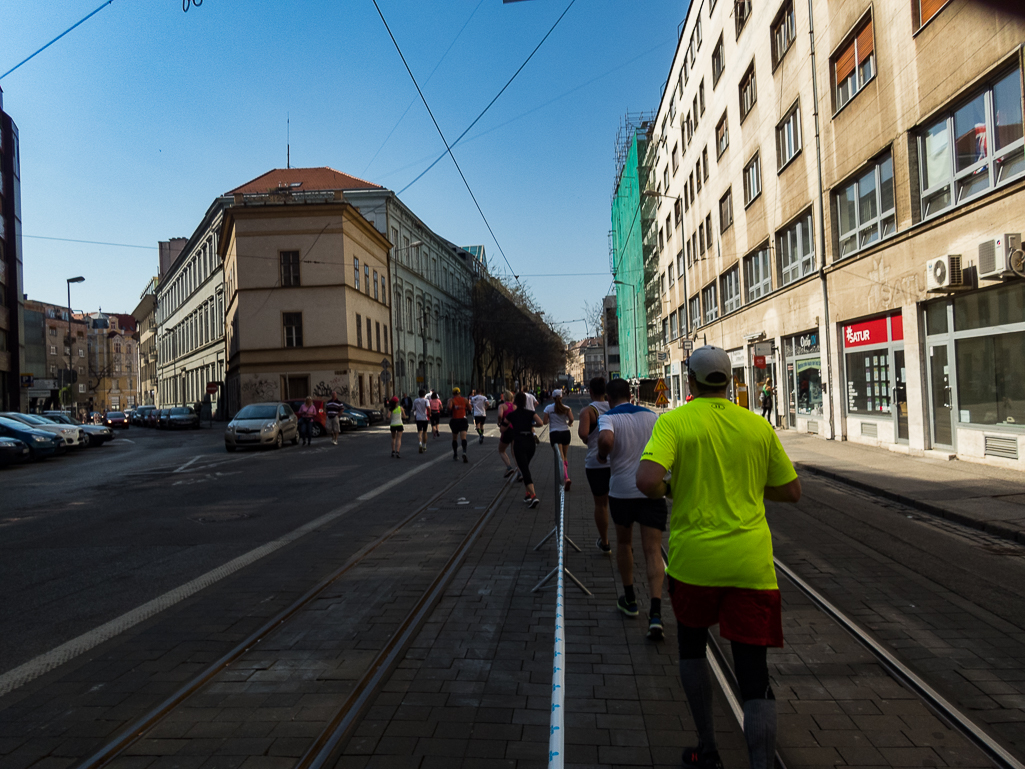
[224,402,299,451]
[0,412,85,448]
[42,412,114,447]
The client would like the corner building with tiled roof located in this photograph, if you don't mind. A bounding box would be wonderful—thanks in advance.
[633,0,1025,469]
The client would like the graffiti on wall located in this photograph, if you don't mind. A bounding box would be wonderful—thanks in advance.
[241,376,277,403]
[313,377,350,399]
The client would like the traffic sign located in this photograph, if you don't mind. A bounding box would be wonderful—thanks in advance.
[655,391,670,407]
[380,371,391,384]
[206,382,219,395]
[657,351,668,361]
[680,339,694,351]
[654,377,669,393]
[381,359,391,370]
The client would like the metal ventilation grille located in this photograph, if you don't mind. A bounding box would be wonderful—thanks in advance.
[979,240,997,275]
[861,421,879,438]
[984,435,1019,460]
[950,254,963,285]
[807,420,819,434]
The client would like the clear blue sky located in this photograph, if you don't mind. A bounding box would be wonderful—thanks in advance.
[1,0,682,338]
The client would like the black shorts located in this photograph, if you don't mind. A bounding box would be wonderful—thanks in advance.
[474,415,486,427]
[500,428,514,444]
[549,430,570,446]
[585,467,611,497]
[415,420,429,432]
[450,418,469,433]
[390,425,404,433]
[430,413,440,426]
[609,496,668,531]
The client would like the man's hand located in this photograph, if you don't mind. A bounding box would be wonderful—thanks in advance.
[596,429,614,465]
[765,477,801,503]
[636,459,670,499]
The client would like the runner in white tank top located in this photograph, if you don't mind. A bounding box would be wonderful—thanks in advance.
[578,377,612,554]
[542,389,574,490]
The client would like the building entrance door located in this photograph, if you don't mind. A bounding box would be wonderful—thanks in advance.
[928,343,955,449]
[893,348,909,443]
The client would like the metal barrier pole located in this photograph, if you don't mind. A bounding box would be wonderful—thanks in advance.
[533,445,590,595]
[547,480,566,769]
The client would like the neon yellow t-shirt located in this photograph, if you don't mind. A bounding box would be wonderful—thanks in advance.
[641,397,797,590]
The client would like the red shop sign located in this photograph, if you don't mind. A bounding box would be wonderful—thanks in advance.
[843,316,889,348]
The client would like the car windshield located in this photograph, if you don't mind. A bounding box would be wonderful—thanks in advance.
[0,416,38,430]
[108,412,125,418]
[236,405,277,420]
[15,414,48,425]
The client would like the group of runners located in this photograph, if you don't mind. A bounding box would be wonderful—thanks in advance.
[386,387,490,461]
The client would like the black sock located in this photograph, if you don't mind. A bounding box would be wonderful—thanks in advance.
[679,659,717,754]
[650,598,661,617]
[452,440,457,455]
[461,439,467,453]
[623,584,636,603]
[743,699,777,769]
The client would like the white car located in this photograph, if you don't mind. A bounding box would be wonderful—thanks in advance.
[0,412,86,448]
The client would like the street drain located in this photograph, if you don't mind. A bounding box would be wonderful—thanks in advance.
[190,512,251,523]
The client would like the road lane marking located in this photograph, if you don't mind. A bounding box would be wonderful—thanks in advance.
[172,455,203,474]
[0,451,451,698]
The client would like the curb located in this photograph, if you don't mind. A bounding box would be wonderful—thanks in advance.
[795,462,1025,546]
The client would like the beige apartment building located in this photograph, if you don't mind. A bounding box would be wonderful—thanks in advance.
[220,183,393,414]
[639,0,1025,468]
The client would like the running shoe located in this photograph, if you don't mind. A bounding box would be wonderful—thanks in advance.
[647,613,664,641]
[453,453,458,461]
[616,595,639,617]
[463,454,469,464]
[395,452,401,459]
[524,493,534,504]
[596,538,612,555]
[564,478,572,491]
[529,496,541,508]
[681,747,723,769]
[503,467,515,478]
[391,450,395,458]
[478,434,484,444]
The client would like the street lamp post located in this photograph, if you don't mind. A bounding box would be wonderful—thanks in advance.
[66,277,85,412]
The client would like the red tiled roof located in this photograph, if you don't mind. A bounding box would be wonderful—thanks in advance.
[227,167,383,195]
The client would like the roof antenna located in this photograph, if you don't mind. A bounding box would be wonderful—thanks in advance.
[287,113,290,169]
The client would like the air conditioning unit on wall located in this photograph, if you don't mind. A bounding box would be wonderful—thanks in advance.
[979,233,1024,280]
[926,255,963,291]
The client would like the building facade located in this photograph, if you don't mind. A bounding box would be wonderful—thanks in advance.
[86,312,138,413]
[602,294,621,380]
[132,277,158,406]
[22,299,90,413]
[0,87,24,412]
[156,199,229,414]
[342,189,478,399]
[220,182,393,414]
[640,0,1025,468]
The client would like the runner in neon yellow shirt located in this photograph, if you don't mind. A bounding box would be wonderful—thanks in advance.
[636,346,801,769]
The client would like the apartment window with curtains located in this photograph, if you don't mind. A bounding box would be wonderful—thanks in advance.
[834,17,875,110]
[915,0,949,29]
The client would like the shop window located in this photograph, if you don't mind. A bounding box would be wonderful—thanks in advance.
[956,332,1025,427]
[716,112,729,157]
[785,334,823,416]
[846,348,892,414]
[834,17,874,111]
[280,251,300,287]
[721,267,741,314]
[744,152,762,205]
[702,282,719,324]
[283,312,303,348]
[712,35,725,85]
[719,188,734,232]
[834,151,896,259]
[739,63,757,121]
[776,211,815,286]
[918,69,1024,220]
[776,101,803,169]
[744,245,772,302]
[772,0,796,68]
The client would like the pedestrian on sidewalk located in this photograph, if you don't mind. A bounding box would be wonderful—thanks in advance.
[325,391,344,445]
[497,390,516,478]
[636,345,802,769]
[297,396,317,446]
[760,378,774,423]
[429,391,443,437]
[388,396,407,458]
[507,391,544,507]
[543,389,574,490]
[412,389,431,453]
[470,389,488,444]
[401,393,413,422]
[596,377,665,639]
[578,376,611,555]
[448,387,470,463]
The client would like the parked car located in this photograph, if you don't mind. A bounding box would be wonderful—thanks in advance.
[132,405,157,426]
[225,403,299,451]
[0,436,31,467]
[0,412,83,449]
[167,406,200,430]
[485,395,497,410]
[42,412,114,446]
[339,401,382,424]
[157,409,173,429]
[343,409,369,429]
[0,416,63,460]
[104,411,130,429]
[285,399,327,438]
[145,409,161,428]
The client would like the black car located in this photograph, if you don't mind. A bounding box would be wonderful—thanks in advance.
[339,401,383,423]
[0,436,30,467]
[167,406,200,429]
[132,405,157,426]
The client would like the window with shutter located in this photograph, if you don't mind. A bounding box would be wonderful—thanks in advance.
[834,17,875,110]
[917,0,948,28]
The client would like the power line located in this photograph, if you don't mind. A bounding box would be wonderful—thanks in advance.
[1,0,115,80]
[370,0,518,280]
[24,234,155,249]
[398,0,578,196]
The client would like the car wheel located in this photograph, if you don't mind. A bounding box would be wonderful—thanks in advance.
[275,432,283,449]
[226,444,236,453]
[311,423,322,438]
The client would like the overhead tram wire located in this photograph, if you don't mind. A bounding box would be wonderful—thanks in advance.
[370,0,519,280]
[1,0,115,80]
[397,0,578,197]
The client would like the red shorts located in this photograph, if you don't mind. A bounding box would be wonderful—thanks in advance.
[668,575,784,647]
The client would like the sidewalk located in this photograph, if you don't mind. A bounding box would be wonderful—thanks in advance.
[778,431,1025,544]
